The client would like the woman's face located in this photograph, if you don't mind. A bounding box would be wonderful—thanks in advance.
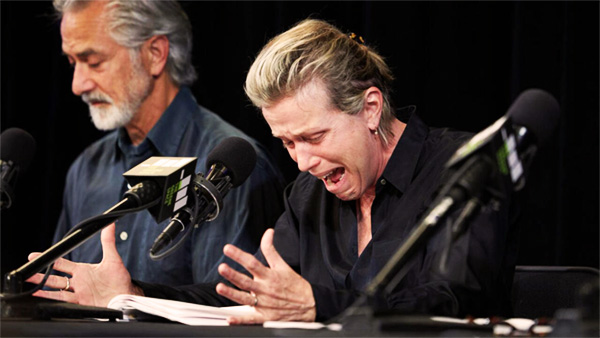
[262,81,384,201]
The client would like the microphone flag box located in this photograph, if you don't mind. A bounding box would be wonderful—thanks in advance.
[123,157,197,223]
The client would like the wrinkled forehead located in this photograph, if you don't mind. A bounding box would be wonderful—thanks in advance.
[272,79,336,112]
[262,82,344,138]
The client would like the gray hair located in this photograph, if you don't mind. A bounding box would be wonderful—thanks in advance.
[53,0,197,86]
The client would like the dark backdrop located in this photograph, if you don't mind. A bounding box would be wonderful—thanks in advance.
[1,1,598,286]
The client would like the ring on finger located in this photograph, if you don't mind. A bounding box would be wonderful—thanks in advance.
[62,276,70,291]
[250,292,258,307]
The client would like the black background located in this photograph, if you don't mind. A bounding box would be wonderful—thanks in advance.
[1,1,598,286]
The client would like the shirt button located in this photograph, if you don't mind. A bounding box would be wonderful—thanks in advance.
[120,231,128,241]
[380,178,387,185]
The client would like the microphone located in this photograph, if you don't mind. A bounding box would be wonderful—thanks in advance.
[149,137,257,257]
[443,88,560,206]
[1,128,36,209]
[365,88,560,297]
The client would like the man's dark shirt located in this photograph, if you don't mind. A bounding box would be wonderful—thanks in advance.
[54,86,286,286]
[138,107,519,321]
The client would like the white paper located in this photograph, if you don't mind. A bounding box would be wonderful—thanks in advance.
[107,294,255,326]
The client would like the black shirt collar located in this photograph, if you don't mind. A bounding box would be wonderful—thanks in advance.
[380,106,429,194]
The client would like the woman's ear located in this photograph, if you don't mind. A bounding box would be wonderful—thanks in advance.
[363,86,383,131]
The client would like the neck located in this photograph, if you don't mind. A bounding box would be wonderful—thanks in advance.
[355,119,407,255]
[125,76,180,145]
[358,119,407,207]
[378,119,407,174]
[356,188,376,256]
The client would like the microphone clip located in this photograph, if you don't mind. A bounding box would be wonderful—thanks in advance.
[191,173,227,224]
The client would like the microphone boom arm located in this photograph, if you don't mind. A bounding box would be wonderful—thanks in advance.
[3,182,160,295]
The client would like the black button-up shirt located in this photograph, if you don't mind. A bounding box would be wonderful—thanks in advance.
[140,107,519,321]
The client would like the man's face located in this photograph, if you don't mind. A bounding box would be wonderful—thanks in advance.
[60,1,152,130]
[262,81,382,201]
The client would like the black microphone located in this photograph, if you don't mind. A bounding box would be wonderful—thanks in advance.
[0,128,36,209]
[149,137,257,257]
[365,88,560,297]
[444,88,560,206]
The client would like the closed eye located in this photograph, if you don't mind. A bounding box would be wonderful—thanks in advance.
[303,132,325,144]
[281,139,294,149]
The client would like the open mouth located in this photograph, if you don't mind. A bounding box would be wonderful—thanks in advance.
[320,167,345,187]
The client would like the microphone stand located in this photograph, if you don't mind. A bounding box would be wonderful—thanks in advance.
[367,156,492,298]
[1,182,160,319]
[335,98,550,333]
[337,155,497,332]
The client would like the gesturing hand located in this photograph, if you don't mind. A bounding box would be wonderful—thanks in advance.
[26,223,143,308]
[216,228,316,325]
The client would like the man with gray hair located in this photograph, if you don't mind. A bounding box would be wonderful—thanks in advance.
[47,0,285,291]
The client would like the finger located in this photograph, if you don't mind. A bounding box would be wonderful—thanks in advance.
[25,272,48,284]
[28,252,42,261]
[260,229,287,270]
[34,256,77,276]
[215,282,257,306]
[227,314,265,325]
[28,253,78,275]
[217,263,263,294]
[222,244,269,278]
[227,308,307,325]
[100,223,121,263]
[32,289,77,304]
[26,274,70,290]
[216,278,309,311]
[25,273,46,289]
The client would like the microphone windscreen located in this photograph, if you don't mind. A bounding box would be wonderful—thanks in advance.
[206,137,257,187]
[507,88,560,147]
[1,128,36,170]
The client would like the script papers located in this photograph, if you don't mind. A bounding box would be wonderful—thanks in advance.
[107,294,255,326]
